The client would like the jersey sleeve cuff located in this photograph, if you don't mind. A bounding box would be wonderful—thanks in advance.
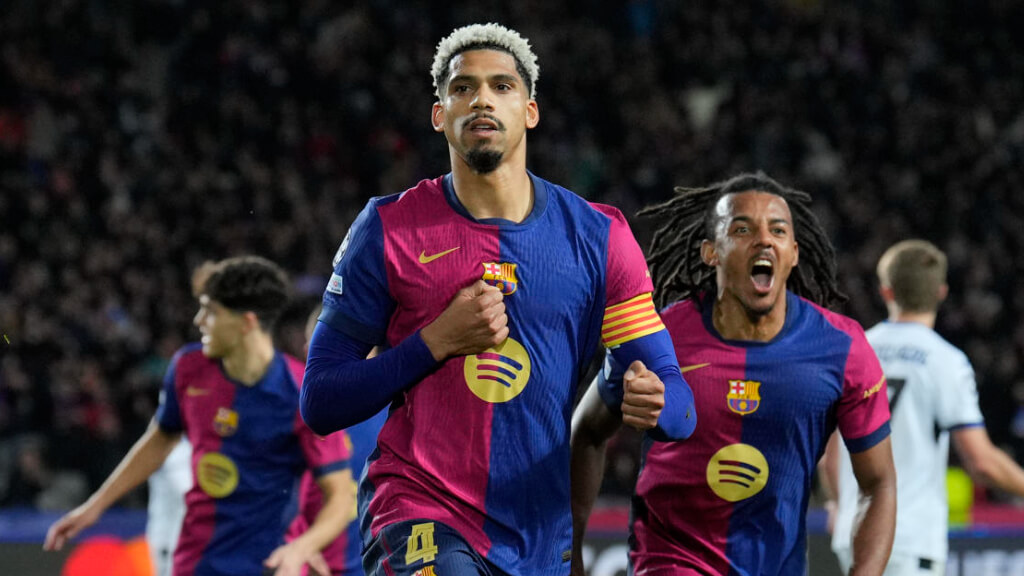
[596,366,625,411]
[844,420,891,453]
[947,421,985,432]
[312,459,352,478]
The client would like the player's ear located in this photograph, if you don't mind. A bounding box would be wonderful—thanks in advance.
[525,100,539,129]
[431,102,445,133]
[700,239,718,267]
[791,241,799,268]
[937,283,949,303]
[241,311,261,334]
[878,284,894,303]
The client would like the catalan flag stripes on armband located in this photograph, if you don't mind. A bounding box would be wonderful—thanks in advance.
[601,293,665,348]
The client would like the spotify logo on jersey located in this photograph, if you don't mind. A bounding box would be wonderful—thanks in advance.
[706,443,769,502]
[464,337,531,403]
[197,452,239,498]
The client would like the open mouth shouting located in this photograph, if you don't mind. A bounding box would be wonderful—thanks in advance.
[751,257,775,295]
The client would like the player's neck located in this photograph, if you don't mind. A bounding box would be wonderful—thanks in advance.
[888,306,936,329]
[711,294,787,342]
[450,154,534,223]
[221,333,275,386]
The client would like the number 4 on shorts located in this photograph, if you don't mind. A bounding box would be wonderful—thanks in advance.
[406,522,439,565]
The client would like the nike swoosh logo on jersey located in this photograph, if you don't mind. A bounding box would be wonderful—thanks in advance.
[186,387,211,396]
[680,362,711,374]
[418,247,460,264]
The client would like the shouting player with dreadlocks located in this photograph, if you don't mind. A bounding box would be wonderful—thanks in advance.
[571,172,897,576]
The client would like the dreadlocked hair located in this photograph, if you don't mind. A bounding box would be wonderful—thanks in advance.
[638,171,847,310]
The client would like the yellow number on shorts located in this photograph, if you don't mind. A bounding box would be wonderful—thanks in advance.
[405,522,438,565]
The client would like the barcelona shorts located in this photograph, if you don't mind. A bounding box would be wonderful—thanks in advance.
[363,519,507,576]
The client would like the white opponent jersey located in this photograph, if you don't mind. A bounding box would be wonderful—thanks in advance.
[146,437,192,576]
[832,321,984,562]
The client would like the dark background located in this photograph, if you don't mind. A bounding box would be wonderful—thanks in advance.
[1,0,1023,519]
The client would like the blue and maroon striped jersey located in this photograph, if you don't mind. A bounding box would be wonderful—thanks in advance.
[630,293,890,576]
[156,345,351,576]
[320,173,660,576]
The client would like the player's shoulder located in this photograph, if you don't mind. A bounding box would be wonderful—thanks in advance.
[373,177,444,212]
[657,298,707,342]
[659,298,700,323]
[171,342,213,371]
[584,200,629,224]
[525,172,622,220]
[801,296,867,338]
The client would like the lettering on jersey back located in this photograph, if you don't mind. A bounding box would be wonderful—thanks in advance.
[727,379,761,415]
[874,344,928,365]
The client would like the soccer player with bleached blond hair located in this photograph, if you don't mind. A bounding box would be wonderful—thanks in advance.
[302,22,696,576]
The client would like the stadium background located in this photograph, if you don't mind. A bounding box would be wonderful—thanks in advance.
[2,0,1024,574]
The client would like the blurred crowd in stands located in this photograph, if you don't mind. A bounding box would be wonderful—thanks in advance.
[1,0,1023,510]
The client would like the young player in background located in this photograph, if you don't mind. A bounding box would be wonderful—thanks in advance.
[46,256,354,576]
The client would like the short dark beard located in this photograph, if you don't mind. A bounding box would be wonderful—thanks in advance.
[466,148,503,173]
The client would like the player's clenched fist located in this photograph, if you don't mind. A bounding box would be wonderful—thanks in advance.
[621,360,665,431]
[421,279,509,361]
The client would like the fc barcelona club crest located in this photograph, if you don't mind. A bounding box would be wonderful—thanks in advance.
[481,262,518,295]
[727,379,761,415]
[214,407,239,436]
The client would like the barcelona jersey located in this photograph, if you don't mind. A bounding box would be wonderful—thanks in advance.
[320,173,659,576]
[155,344,352,576]
[630,293,890,576]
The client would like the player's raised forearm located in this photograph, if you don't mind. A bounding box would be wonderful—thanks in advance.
[849,438,896,576]
[302,322,436,435]
[570,383,621,576]
[607,331,696,441]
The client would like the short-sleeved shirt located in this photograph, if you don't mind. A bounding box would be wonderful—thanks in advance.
[832,321,983,562]
[320,173,657,576]
[156,344,351,576]
[631,293,890,576]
